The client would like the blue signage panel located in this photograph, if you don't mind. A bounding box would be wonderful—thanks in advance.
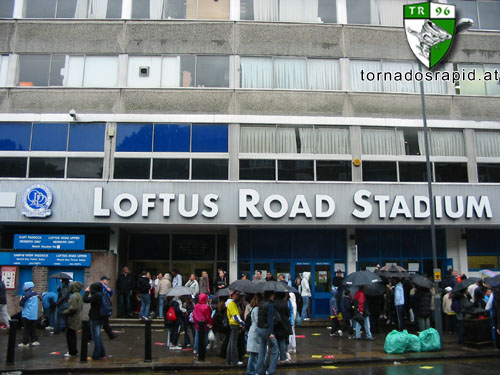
[14,234,85,250]
[5,252,91,267]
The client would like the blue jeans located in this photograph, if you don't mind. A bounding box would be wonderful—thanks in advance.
[118,291,131,316]
[355,314,373,339]
[53,306,65,333]
[140,293,150,318]
[277,337,288,360]
[157,294,166,318]
[256,328,279,375]
[247,351,259,375]
[90,320,106,359]
[301,296,309,319]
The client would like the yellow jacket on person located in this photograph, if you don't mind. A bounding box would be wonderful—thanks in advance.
[226,300,243,326]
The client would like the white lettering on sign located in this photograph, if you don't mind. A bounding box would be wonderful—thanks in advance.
[352,190,373,219]
[315,195,335,219]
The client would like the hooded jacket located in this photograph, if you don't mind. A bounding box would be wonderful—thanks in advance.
[301,272,311,297]
[20,281,39,320]
[64,282,83,330]
[193,293,213,331]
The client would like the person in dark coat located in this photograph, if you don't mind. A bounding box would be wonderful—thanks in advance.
[83,282,106,360]
[53,278,70,334]
[273,292,292,362]
[340,289,354,338]
[136,271,151,320]
[414,287,432,332]
[366,293,384,334]
[116,266,133,317]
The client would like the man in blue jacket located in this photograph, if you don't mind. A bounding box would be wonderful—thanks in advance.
[42,291,58,330]
[19,281,40,347]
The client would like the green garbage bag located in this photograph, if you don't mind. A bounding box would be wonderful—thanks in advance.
[384,329,410,354]
[405,333,421,352]
[419,328,441,352]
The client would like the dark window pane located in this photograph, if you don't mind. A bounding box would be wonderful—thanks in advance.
[403,128,421,155]
[49,55,66,86]
[18,55,50,86]
[116,124,153,152]
[346,0,373,24]
[435,162,468,182]
[69,123,105,151]
[478,1,500,30]
[56,0,77,18]
[129,234,170,260]
[399,162,429,182]
[114,158,150,179]
[240,0,254,20]
[447,1,479,30]
[0,157,27,177]
[278,160,314,181]
[180,55,195,87]
[316,160,351,181]
[67,158,103,178]
[478,163,500,183]
[192,159,228,180]
[0,123,31,151]
[154,124,190,152]
[172,234,215,260]
[192,124,228,152]
[152,159,189,179]
[31,123,68,151]
[319,0,336,23]
[106,0,122,18]
[29,157,65,178]
[362,161,397,181]
[239,159,275,180]
[0,0,14,17]
[165,0,186,19]
[217,234,228,261]
[25,0,56,18]
[196,56,229,87]
[132,0,150,18]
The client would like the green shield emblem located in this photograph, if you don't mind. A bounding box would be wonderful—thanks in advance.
[404,2,456,69]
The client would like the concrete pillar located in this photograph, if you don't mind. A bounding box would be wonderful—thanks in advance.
[350,125,362,182]
[346,227,357,274]
[229,226,238,283]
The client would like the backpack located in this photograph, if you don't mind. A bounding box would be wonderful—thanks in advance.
[166,306,177,322]
[99,293,113,318]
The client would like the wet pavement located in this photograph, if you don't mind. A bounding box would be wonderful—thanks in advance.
[0,322,499,374]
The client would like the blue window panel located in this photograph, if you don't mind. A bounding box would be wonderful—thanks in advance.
[401,231,422,258]
[332,229,347,260]
[466,229,500,254]
[380,230,401,258]
[31,123,68,151]
[18,267,33,296]
[0,123,32,151]
[69,123,105,151]
[192,124,228,152]
[293,230,333,260]
[356,229,380,260]
[419,229,446,258]
[116,123,153,152]
[252,230,292,259]
[154,124,190,152]
[238,230,252,259]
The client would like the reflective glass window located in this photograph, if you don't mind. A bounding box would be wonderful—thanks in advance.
[399,162,429,182]
[478,0,500,30]
[0,157,27,177]
[0,123,31,151]
[67,158,103,178]
[18,55,50,86]
[434,162,468,182]
[132,0,150,18]
[25,0,57,18]
[478,163,500,183]
[29,157,65,178]
[362,161,397,182]
[116,124,153,152]
[316,160,352,181]
[239,159,276,180]
[191,159,228,180]
[106,0,123,18]
[278,160,314,181]
[0,0,14,17]
[152,159,189,179]
[192,125,228,152]
[56,0,77,18]
[48,55,66,86]
[69,123,105,152]
[196,56,229,88]
[347,0,376,25]
[154,124,190,152]
[114,158,151,179]
[31,123,68,151]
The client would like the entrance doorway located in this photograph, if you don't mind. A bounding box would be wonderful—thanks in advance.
[295,262,333,317]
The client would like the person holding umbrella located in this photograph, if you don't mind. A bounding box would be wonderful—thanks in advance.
[53,274,71,335]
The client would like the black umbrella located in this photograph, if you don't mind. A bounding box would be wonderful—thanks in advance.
[377,264,410,279]
[364,282,387,296]
[452,277,482,293]
[228,279,257,294]
[411,274,433,289]
[344,271,382,287]
[255,280,286,293]
[215,288,231,297]
[485,275,500,288]
[49,272,72,280]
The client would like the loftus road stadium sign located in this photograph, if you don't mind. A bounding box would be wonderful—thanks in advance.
[405,2,456,68]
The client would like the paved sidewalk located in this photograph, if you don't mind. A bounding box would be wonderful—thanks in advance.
[1,323,498,373]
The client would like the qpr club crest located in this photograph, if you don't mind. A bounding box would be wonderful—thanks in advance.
[404,2,456,69]
[22,184,53,218]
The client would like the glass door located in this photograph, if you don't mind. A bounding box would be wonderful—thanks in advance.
[274,262,291,283]
[313,263,332,317]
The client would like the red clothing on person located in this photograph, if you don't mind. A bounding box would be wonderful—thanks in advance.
[354,289,366,314]
[193,293,213,331]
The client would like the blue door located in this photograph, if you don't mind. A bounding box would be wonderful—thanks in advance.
[294,262,333,318]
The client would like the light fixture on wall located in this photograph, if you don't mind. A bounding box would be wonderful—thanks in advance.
[353,158,361,167]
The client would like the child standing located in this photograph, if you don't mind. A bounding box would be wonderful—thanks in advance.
[19,281,40,347]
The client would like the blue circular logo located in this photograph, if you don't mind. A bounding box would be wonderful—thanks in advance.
[22,184,53,218]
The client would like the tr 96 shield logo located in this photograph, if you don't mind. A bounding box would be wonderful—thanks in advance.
[404,2,456,69]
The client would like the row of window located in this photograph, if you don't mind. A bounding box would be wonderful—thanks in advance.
[2,155,499,183]
[1,0,499,30]
[3,122,500,158]
[5,54,500,96]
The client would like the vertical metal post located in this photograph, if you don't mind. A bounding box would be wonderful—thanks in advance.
[80,320,89,363]
[144,319,152,362]
[5,319,18,366]
[419,64,442,337]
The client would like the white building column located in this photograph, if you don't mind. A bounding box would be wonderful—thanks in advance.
[346,227,357,274]
[229,226,238,283]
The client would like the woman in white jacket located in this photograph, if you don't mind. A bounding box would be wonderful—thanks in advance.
[300,272,311,320]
